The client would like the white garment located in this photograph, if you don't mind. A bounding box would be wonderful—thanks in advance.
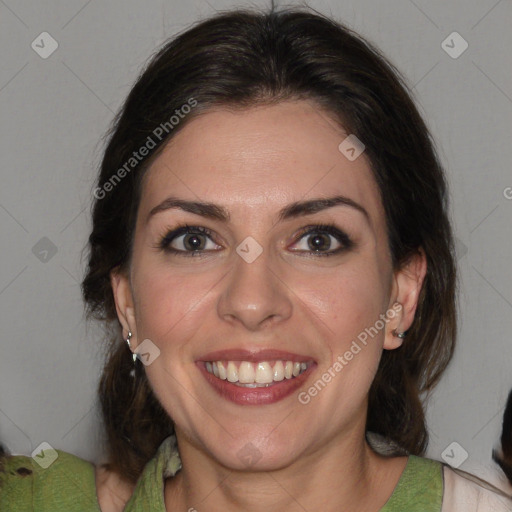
[441,465,512,511]
[366,431,512,511]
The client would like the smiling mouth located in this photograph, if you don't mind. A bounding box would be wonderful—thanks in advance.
[204,360,312,387]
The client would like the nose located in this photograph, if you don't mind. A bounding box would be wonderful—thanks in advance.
[216,248,293,331]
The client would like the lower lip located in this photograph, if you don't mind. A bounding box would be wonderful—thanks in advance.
[197,363,315,405]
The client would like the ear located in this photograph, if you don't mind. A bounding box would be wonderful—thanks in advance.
[110,267,137,343]
[384,248,427,350]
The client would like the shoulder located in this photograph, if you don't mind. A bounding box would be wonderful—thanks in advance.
[367,432,512,510]
[0,448,100,511]
[441,464,512,511]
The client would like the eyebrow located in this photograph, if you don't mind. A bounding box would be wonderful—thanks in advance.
[147,195,370,225]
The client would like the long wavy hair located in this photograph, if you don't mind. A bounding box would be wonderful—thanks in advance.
[81,6,457,484]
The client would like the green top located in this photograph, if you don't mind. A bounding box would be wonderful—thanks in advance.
[0,436,443,511]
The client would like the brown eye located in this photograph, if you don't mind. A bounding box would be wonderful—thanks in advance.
[306,233,335,252]
[158,225,222,255]
[181,233,207,251]
[289,224,353,256]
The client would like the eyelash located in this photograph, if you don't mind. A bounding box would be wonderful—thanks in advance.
[155,222,354,257]
[155,225,217,257]
[292,222,354,256]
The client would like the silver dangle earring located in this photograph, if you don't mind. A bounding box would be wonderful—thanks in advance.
[125,331,137,363]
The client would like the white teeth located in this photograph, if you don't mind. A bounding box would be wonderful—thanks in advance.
[217,361,227,380]
[239,361,255,383]
[205,359,309,384]
[273,361,284,381]
[227,361,238,382]
[255,362,273,384]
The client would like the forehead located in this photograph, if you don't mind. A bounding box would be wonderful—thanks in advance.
[139,100,384,226]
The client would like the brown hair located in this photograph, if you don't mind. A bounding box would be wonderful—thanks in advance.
[81,6,457,483]
[493,389,512,484]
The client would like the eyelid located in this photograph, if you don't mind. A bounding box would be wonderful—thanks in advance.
[288,223,354,255]
[155,222,353,257]
[154,224,220,255]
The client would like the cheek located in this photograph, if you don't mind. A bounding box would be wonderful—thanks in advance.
[132,261,216,348]
[131,264,217,421]
[300,261,388,341]
[299,259,390,400]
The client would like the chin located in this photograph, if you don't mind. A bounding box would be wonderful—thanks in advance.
[213,443,302,472]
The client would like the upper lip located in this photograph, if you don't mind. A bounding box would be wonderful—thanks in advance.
[198,349,314,363]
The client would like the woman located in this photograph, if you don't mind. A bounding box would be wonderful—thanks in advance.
[1,6,511,511]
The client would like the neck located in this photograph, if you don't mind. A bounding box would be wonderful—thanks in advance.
[164,426,404,512]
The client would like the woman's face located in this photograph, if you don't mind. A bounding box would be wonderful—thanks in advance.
[113,100,422,470]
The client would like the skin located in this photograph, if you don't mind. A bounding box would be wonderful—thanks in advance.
[95,466,134,511]
[109,100,427,511]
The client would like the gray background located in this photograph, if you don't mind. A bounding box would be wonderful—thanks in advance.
[1,0,511,490]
